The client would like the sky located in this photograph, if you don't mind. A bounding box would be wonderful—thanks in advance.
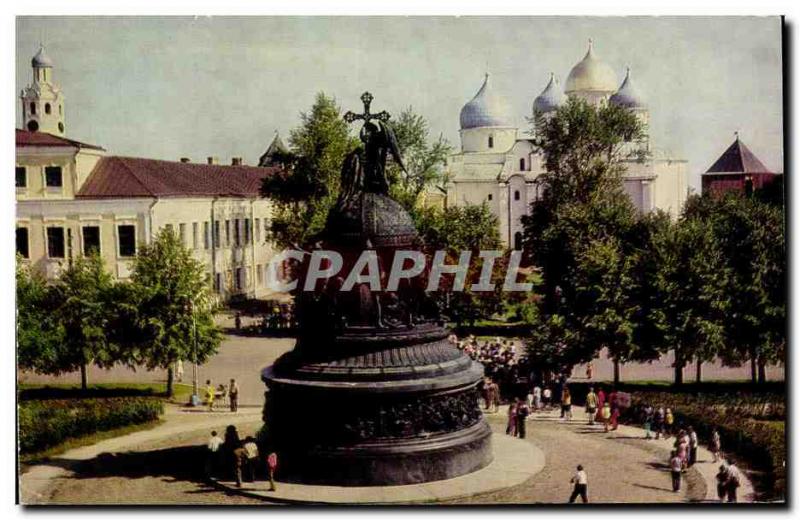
[16,16,784,191]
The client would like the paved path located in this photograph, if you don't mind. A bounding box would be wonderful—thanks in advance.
[19,405,755,505]
[19,335,294,406]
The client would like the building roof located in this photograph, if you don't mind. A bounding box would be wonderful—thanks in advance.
[77,156,280,199]
[565,40,618,94]
[460,73,515,130]
[609,67,646,109]
[32,45,54,68]
[533,73,565,115]
[705,136,773,174]
[16,129,105,151]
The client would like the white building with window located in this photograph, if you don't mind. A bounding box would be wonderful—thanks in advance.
[15,47,280,299]
[444,41,689,248]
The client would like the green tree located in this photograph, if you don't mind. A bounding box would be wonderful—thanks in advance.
[414,203,507,325]
[686,193,786,383]
[16,256,65,376]
[521,97,649,378]
[386,107,452,213]
[128,228,222,396]
[650,217,729,385]
[261,93,358,248]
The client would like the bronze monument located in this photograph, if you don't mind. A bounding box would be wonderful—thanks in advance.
[261,92,492,486]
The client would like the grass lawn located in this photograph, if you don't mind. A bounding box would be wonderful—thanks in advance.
[18,382,195,404]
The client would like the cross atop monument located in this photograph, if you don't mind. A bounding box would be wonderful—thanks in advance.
[343,91,391,125]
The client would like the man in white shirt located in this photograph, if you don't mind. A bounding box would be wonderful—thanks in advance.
[205,430,223,479]
[568,464,589,503]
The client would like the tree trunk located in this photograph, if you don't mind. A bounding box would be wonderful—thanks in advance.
[750,356,757,385]
[80,363,88,391]
[613,359,621,385]
[166,367,174,397]
[695,360,702,383]
[674,348,684,386]
[757,357,767,384]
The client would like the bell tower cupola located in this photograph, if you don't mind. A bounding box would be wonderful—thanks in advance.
[20,45,65,136]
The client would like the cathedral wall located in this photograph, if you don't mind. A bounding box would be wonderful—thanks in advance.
[652,160,689,218]
[460,127,517,153]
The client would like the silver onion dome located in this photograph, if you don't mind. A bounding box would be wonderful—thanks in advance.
[533,73,565,115]
[459,73,514,129]
[609,67,646,109]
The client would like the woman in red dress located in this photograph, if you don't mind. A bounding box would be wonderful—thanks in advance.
[595,388,606,423]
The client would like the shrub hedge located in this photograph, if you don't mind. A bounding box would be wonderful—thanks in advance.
[18,397,164,454]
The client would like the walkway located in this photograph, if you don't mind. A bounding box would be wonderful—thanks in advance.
[19,405,755,505]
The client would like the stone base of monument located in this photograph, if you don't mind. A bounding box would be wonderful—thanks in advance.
[210,432,544,505]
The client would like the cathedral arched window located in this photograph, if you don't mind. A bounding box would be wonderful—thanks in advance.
[519,158,525,171]
[45,103,51,114]
[487,194,493,201]
[488,135,494,148]
[514,190,521,201]
[29,102,36,115]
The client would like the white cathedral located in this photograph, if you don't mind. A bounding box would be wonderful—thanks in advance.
[443,41,689,249]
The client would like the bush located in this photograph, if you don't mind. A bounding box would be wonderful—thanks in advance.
[18,397,164,454]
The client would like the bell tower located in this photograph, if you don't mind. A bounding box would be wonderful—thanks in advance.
[20,45,65,136]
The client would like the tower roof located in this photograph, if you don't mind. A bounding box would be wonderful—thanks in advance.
[32,45,54,68]
[459,73,514,130]
[609,68,646,109]
[533,73,565,115]
[258,131,290,167]
[706,135,772,174]
[565,40,618,94]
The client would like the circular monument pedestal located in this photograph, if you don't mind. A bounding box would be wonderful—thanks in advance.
[261,324,493,486]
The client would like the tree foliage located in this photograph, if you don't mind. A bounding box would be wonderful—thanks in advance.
[386,107,452,212]
[127,228,222,395]
[260,92,359,248]
[522,98,650,378]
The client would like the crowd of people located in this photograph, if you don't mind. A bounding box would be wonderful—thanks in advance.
[205,425,278,489]
[234,302,296,334]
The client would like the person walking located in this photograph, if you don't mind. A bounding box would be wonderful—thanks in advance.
[670,450,683,492]
[532,385,542,411]
[595,387,606,424]
[643,404,654,439]
[234,436,259,486]
[710,428,722,463]
[506,400,518,436]
[654,406,665,440]
[716,463,729,502]
[585,386,598,425]
[266,451,278,491]
[601,402,612,432]
[675,430,689,470]
[229,378,240,413]
[543,386,552,410]
[175,359,184,382]
[205,380,216,411]
[725,459,741,502]
[665,407,675,437]
[688,426,699,466]
[516,399,530,439]
[561,386,572,421]
[568,465,589,503]
[205,430,223,479]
